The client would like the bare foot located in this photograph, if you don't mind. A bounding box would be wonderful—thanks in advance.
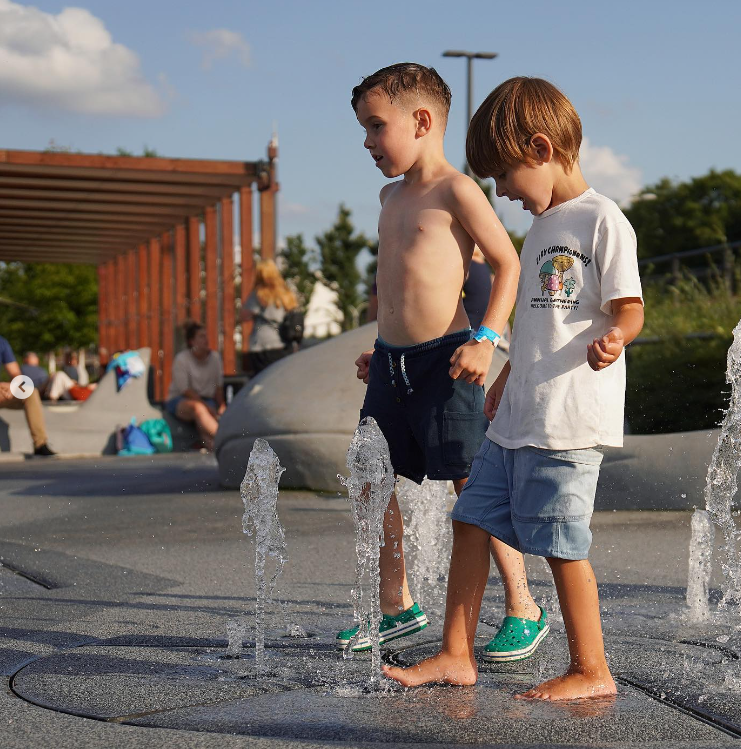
[382,653,477,688]
[515,670,616,701]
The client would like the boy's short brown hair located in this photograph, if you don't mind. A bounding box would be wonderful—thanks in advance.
[466,77,582,179]
[351,62,452,127]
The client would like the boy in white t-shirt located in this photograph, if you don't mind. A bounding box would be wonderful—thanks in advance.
[383,77,644,701]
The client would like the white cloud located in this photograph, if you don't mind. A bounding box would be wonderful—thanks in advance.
[579,137,642,206]
[189,29,251,70]
[0,0,166,116]
[491,139,642,233]
[282,202,310,217]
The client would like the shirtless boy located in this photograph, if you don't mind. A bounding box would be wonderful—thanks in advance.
[383,76,644,700]
[337,63,547,658]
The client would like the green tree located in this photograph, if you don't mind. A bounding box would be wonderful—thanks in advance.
[316,204,371,330]
[0,262,98,354]
[507,230,526,254]
[625,169,741,259]
[280,233,317,310]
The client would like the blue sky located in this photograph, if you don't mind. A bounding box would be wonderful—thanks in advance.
[2,0,739,244]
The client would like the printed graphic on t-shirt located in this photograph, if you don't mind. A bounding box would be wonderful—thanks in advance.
[531,245,592,311]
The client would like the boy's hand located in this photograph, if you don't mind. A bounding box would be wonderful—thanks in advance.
[587,327,625,371]
[449,339,494,386]
[484,362,510,420]
[355,350,374,384]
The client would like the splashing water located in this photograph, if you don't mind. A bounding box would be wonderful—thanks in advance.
[688,320,741,617]
[225,618,248,657]
[339,417,395,688]
[399,478,452,618]
[686,510,715,622]
[240,438,287,674]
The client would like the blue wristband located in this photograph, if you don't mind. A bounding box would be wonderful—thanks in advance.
[473,325,501,347]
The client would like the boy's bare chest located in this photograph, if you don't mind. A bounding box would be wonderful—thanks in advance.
[378,199,456,249]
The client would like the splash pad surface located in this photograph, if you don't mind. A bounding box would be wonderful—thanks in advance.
[1,455,740,748]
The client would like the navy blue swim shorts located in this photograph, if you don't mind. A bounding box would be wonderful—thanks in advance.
[360,329,488,484]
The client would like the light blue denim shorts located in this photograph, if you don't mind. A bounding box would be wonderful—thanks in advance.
[450,438,604,560]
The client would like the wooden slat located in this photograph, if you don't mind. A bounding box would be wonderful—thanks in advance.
[148,237,162,400]
[0,233,151,249]
[161,231,174,400]
[0,238,135,251]
[0,163,254,187]
[0,251,113,264]
[0,224,160,237]
[115,254,126,351]
[98,265,109,356]
[204,205,218,349]
[174,224,187,325]
[138,243,149,349]
[239,186,254,356]
[1,197,191,218]
[0,187,209,207]
[0,174,233,198]
[0,215,176,230]
[188,216,201,322]
[127,249,138,350]
[260,187,275,259]
[221,196,235,375]
[0,208,182,225]
[0,149,259,177]
[106,259,116,351]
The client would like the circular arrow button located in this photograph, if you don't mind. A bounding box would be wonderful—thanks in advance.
[10,375,34,400]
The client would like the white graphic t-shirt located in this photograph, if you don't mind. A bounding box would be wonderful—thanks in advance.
[488,188,643,450]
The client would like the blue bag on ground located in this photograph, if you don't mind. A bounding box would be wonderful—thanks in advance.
[118,417,156,456]
[139,418,173,453]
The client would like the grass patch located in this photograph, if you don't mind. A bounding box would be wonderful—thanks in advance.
[625,269,740,434]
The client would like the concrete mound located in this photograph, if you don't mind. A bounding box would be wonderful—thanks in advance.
[215,324,508,491]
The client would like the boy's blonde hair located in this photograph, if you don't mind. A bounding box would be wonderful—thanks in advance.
[466,77,582,179]
[254,259,298,311]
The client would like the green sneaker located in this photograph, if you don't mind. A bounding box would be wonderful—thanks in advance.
[482,606,549,662]
[336,602,429,652]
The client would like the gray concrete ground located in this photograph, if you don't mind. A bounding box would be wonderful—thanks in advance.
[1,454,740,748]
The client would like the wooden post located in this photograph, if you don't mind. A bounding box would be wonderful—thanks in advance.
[174,223,188,325]
[115,253,126,351]
[137,243,149,349]
[188,216,201,322]
[221,196,236,374]
[259,187,275,260]
[106,260,117,353]
[204,205,219,350]
[161,231,174,400]
[240,185,254,360]
[97,264,108,356]
[127,249,137,350]
[149,237,162,401]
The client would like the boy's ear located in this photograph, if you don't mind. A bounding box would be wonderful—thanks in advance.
[414,107,433,137]
[529,133,554,164]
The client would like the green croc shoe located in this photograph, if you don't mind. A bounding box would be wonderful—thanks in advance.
[336,602,429,652]
[482,606,549,662]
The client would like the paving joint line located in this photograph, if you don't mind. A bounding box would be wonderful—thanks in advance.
[616,676,741,739]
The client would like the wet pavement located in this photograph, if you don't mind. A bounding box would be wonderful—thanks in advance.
[1,453,740,748]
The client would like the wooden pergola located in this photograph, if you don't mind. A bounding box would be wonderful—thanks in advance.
[0,143,279,400]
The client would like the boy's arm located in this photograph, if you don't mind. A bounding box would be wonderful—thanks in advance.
[587,297,644,371]
[448,176,521,385]
[484,360,510,420]
[351,185,391,385]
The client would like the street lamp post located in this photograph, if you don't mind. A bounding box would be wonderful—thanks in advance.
[442,50,497,174]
